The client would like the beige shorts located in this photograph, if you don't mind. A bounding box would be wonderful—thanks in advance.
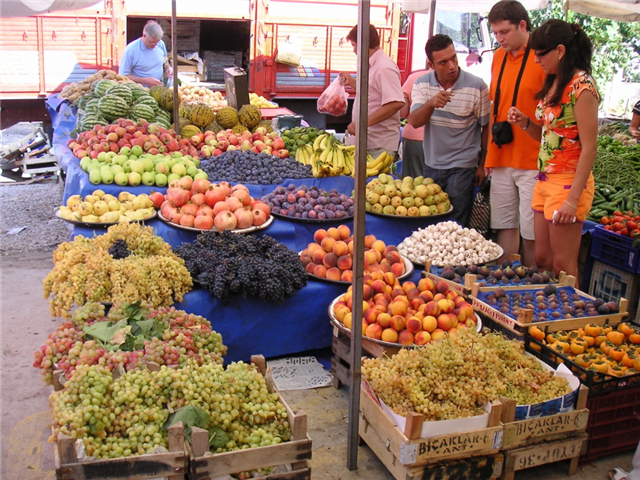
[490,167,538,240]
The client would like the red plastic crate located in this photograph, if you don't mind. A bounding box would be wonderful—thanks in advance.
[590,225,639,273]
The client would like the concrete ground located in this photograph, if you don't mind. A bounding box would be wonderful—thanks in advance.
[0,251,635,479]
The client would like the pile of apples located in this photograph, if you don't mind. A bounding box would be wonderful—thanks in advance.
[197,127,289,159]
[332,273,477,346]
[68,119,200,160]
[300,226,406,282]
[159,178,271,232]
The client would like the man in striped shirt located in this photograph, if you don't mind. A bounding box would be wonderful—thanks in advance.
[409,34,491,226]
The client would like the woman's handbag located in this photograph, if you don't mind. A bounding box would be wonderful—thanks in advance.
[468,176,492,237]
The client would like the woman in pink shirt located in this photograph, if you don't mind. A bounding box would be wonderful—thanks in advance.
[399,69,429,177]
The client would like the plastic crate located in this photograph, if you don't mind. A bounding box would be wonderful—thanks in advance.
[590,225,639,273]
[525,336,640,395]
[589,259,640,323]
[580,384,640,464]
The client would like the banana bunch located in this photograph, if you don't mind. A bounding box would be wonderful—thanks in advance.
[58,190,155,224]
[293,133,356,178]
[365,151,394,177]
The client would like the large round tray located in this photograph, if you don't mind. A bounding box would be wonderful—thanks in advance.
[157,210,274,233]
[304,254,414,285]
[55,208,157,228]
[271,210,354,224]
[328,295,482,348]
[366,204,453,219]
[406,244,504,268]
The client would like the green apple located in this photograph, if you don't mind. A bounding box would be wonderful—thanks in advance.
[141,171,155,186]
[128,172,142,187]
[167,173,180,185]
[119,146,131,157]
[113,154,128,166]
[105,151,117,163]
[171,151,183,159]
[186,166,198,177]
[129,160,144,174]
[114,172,128,186]
[89,170,102,184]
[194,171,208,180]
[142,158,155,172]
[110,165,124,175]
[171,163,187,176]
[131,145,143,157]
[101,170,114,185]
[97,151,107,162]
[123,160,132,173]
[155,173,168,187]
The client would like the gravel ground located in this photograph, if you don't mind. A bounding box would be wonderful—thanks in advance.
[0,123,69,256]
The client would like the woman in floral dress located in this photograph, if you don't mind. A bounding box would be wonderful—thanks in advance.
[506,19,599,280]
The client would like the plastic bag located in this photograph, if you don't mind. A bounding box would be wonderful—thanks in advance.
[468,176,491,237]
[275,36,302,67]
[317,77,349,116]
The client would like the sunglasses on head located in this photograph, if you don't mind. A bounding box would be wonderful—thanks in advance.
[534,47,556,59]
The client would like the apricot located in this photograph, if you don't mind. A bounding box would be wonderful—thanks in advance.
[437,313,453,331]
[389,300,408,317]
[326,227,339,240]
[340,270,353,283]
[305,262,317,274]
[390,262,405,278]
[323,252,338,269]
[365,323,383,340]
[313,228,328,244]
[371,239,387,255]
[313,264,327,278]
[422,315,437,332]
[398,330,415,346]
[406,316,423,334]
[299,253,311,267]
[321,236,336,253]
[377,312,392,328]
[333,240,349,257]
[381,328,399,343]
[326,267,342,281]
[307,243,322,257]
[334,255,351,271]
[435,280,450,295]
[337,224,351,240]
[364,234,377,248]
[312,249,326,265]
[390,315,406,331]
[414,330,431,345]
[431,329,445,341]
[418,277,435,292]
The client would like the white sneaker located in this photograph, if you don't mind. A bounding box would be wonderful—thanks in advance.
[609,468,629,480]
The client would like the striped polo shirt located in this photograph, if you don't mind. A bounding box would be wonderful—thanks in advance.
[411,69,491,169]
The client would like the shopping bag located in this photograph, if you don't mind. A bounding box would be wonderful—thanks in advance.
[275,36,302,67]
[468,176,491,237]
[317,77,349,116]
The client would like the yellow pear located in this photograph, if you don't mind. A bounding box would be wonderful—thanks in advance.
[99,211,120,223]
[84,195,99,204]
[58,206,73,219]
[108,200,121,212]
[81,214,99,223]
[91,189,106,199]
[118,191,133,203]
[77,202,93,216]
[66,195,82,210]
[102,194,117,204]
[93,200,109,216]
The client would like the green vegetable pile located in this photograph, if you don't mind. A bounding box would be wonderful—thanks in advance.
[280,126,327,155]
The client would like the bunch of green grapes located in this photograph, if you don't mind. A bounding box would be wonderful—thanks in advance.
[362,328,572,421]
[43,224,192,317]
[49,360,291,459]
[34,302,226,384]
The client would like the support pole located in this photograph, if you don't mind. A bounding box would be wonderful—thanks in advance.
[171,0,179,126]
[428,0,437,38]
[346,0,370,471]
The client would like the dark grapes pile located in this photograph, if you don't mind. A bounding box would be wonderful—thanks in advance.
[175,231,307,304]
[201,151,312,184]
[108,239,131,259]
[262,184,354,220]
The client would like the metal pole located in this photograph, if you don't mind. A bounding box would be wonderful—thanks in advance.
[428,0,437,38]
[171,0,179,126]
[346,0,370,471]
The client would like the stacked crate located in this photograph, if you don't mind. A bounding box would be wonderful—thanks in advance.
[203,51,243,82]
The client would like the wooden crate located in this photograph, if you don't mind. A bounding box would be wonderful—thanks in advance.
[471,281,628,337]
[188,355,312,480]
[54,423,187,480]
[330,326,400,389]
[359,384,503,470]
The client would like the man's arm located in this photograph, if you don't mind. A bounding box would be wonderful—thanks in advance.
[369,101,405,127]
[476,124,489,185]
[409,91,453,128]
[122,74,163,87]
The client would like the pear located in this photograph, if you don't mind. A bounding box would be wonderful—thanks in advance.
[92,189,106,199]
[99,211,120,223]
[132,196,147,210]
[58,206,73,219]
[118,216,132,223]
[93,200,109,216]
[66,195,82,210]
[108,200,121,212]
[82,214,100,223]
[84,195,99,204]
[102,194,117,204]
[413,176,424,187]
[77,202,93,216]
[71,211,83,222]
[118,191,133,203]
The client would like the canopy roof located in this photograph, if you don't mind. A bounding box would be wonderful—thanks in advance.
[564,0,640,22]
[0,0,103,17]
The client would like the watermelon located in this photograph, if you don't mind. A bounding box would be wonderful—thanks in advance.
[134,96,159,113]
[130,86,150,101]
[105,85,133,104]
[130,104,156,123]
[95,79,118,97]
[97,95,130,121]
[85,98,100,115]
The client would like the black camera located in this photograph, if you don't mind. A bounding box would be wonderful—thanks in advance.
[492,121,513,148]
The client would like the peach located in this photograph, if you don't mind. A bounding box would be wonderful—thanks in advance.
[410,297,425,311]
[365,323,383,340]
[337,224,351,240]
[435,280,450,295]
[437,313,453,331]
[326,267,342,281]
[406,316,423,334]
[390,315,406,331]
[371,239,386,255]
[312,249,326,265]
[369,271,384,282]
[418,277,435,292]
[438,298,455,314]
[307,243,322,257]
[381,328,399,343]
[327,227,340,240]
[313,228,328,244]
[460,303,474,320]
[337,255,352,271]
[414,330,431,346]
[378,260,390,273]
[343,312,352,329]
[305,262,317,274]
[313,264,327,278]
[388,301,407,317]
[323,252,338,269]
[377,312,392,328]
[390,262,405,278]
[364,249,378,266]
[453,308,466,323]
[424,301,440,317]
[422,315,437,332]
[406,288,421,301]
[374,297,389,310]
[371,280,387,295]
[446,291,458,301]
[449,312,459,328]
[453,295,467,307]
[433,293,446,301]
[334,304,350,322]
[340,270,353,283]
[300,253,311,267]
[448,327,458,336]
[333,240,349,257]
[431,329,445,341]
[321,236,336,253]
[398,330,415,346]
[402,281,417,294]
[419,290,434,303]
[348,240,354,256]
[391,287,405,299]
[363,308,379,325]
[364,234,377,249]
[383,272,397,287]
[372,249,383,263]
[386,250,402,265]
[362,284,374,301]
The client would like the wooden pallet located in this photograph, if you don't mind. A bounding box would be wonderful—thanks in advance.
[359,384,503,470]
[498,385,589,479]
[54,423,187,480]
[188,355,312,480]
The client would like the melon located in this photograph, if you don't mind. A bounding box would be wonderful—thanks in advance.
[180,124,202,138]
[238,104,261,129]
[231,123,249,135]
[253,120,274,133]
[215,107,239,129]
[204,121,223,134]
[189,103,215,129]
[172,118,193,131]
[149,85,166,103]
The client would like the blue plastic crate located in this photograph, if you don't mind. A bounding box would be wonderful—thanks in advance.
[590,225,639,273]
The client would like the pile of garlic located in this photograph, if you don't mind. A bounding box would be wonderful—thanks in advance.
[398,221,501,266]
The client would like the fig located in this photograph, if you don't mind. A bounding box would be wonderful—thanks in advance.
[544,284,557,296]
[454,265,467,277]
[511,293,523,300]
[522,293,534,302]
[502,259,512,269]
[486,277,498,285]
[500,276,511,284]
[493,269,503,280]
[530,273,542,284]
[515,266,526,278]
[498,296,510,304]
[537,302,547,310]
[538,311,549,319]
[606,302,618,313]
[467,265,478,274]
[551,311,562,318]
[587,309,599,316]
[499,305,510,314]
[504,267,516,279]
[549,302,559,310]
[522,278,532,285]
[597,304,610,315]
[441,269,456,280]
[529,266,539,274]
[561,305,575,315]
[478,266,490,277]
[594,298,605,308]
[493,287,506,299]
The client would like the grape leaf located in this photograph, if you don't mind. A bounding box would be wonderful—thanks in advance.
[83,319,128,344]
[208,428,230,450]
[162,405,210,440]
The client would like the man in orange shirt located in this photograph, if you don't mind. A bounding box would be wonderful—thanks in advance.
[486,0,545,266]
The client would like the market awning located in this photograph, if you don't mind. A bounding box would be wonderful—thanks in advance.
[0,0,103,17]
[564,0,640,22]
[398,0,550,13]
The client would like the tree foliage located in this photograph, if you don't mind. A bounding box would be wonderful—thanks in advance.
[530,1,640,86]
